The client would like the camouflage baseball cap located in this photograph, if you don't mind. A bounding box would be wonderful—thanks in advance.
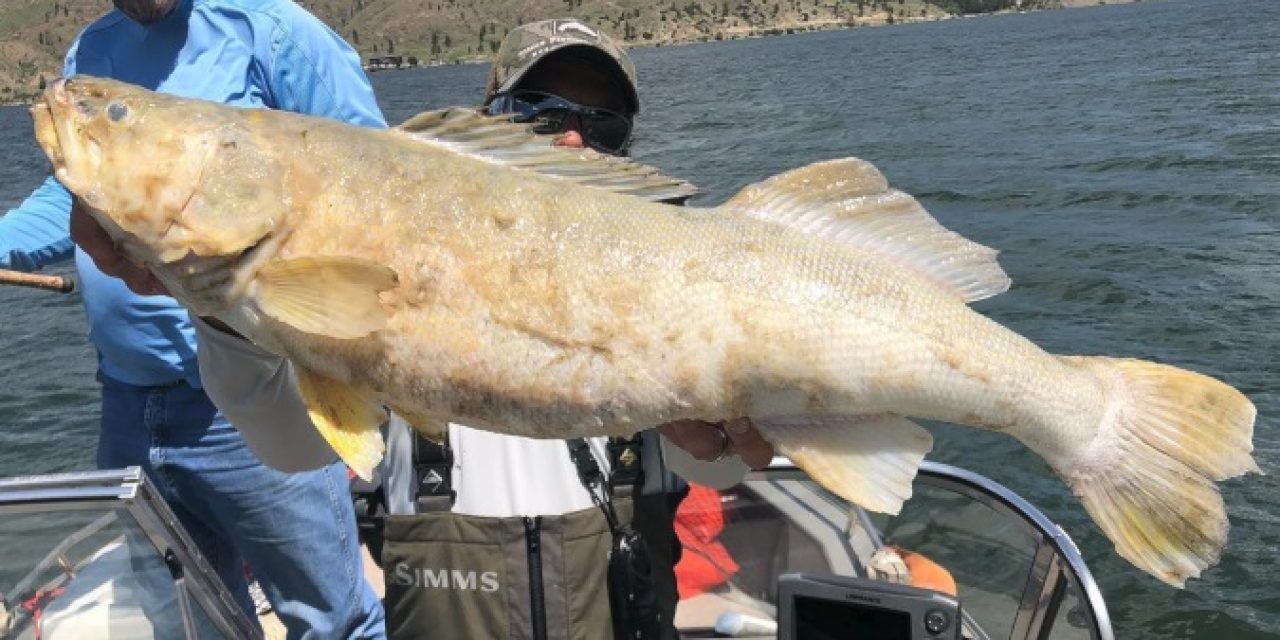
[484,18,640,114]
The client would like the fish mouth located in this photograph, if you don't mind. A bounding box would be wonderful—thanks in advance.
[31,78,102,199]
[30,96,64,172]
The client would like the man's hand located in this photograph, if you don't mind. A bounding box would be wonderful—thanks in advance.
[658,418,774,470]
[70,200,168,296]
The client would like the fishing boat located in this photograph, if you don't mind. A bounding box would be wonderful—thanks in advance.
[0,460,1110,639]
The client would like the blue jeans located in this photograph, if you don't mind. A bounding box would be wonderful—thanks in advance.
[96,373,386,639]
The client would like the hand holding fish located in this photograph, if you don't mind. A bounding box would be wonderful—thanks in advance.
[70,200,168,296]
[659,418,774,469]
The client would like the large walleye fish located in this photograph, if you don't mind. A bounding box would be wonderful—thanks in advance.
[33,76,1258,587]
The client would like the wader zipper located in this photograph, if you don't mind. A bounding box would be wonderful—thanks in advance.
[524,516,547,640]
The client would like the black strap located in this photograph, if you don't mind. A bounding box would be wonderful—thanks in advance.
[566,438,621,531]
[567,435,647,497]
[566,438,606,491]
[413,434,456,512]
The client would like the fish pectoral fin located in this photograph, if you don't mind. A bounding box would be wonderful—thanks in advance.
[255,257,398,339]
[718,157,1010,303]
[294,366,387,480]
[756,415,933,515]
[395,108,698,203]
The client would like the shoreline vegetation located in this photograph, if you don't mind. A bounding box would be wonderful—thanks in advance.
[0,0,1134,105]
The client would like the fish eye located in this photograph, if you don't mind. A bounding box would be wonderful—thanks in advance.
[107,102,129,123]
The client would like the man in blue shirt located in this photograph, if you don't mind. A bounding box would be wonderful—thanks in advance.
[0,0,386,637]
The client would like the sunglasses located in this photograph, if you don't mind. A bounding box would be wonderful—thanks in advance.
[487,90,633,155]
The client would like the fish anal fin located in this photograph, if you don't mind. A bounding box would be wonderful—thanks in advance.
[720,157,1010,303]
[294,366,386,480]
[756,414,933,515]
[255,257,398,339]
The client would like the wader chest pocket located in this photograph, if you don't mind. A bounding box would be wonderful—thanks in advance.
[382,505,621,640]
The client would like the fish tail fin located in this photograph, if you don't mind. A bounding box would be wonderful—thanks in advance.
[1061,356,1260,587]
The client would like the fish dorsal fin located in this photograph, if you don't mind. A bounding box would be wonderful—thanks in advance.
[395,108,698,203]
[721,157,1010,303]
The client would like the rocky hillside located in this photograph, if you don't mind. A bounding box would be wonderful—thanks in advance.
[0,1,103,103]
[0,0,1123,104]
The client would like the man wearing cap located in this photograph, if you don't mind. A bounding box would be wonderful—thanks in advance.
[482,17,642,154]
[366,18,776,640]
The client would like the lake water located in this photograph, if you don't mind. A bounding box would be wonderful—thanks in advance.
[1,0,1277,636]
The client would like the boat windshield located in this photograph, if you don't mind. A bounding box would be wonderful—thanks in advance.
[673,460,1112,640]
[0,468,260,640]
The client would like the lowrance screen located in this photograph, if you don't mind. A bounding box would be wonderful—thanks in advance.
[794,595,913,640]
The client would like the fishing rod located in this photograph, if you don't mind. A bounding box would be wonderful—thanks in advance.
[0,268,75,294]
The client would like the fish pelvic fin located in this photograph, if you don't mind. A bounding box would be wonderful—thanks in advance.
[719,157,1010,303]
[255,257,398,340]
[1062,356,1260,587]
[294,366,387,481]
[396,108,698,203]
[756,415,933,515]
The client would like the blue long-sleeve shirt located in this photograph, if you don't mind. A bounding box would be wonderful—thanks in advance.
[0,0,386,387]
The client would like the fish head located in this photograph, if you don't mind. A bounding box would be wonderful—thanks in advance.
[31,75,286,265]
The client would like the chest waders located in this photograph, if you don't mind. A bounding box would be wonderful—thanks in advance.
[379,433,685,640]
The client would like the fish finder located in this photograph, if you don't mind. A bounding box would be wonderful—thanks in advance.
[777,572,962,640]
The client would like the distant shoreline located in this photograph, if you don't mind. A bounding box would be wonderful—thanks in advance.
[0,3,1127,107]
[361,13,937,73]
